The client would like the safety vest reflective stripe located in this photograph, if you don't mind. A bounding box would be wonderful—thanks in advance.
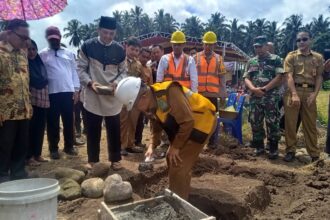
[164,53,191,88]
[196,52,220,93]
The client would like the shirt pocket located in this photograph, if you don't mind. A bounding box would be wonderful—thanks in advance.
[293,61,304,75]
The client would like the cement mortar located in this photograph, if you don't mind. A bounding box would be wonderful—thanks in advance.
[113,200,190,220]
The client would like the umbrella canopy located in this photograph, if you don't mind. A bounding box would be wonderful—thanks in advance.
[0,0,67,20]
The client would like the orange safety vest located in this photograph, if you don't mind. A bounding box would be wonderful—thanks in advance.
[164,53,191,88]
[195,52,220,93]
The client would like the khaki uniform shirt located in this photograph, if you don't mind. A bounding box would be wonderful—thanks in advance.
[284,50,324,85]
[127,57,143,77]
[0,41,32,122]
[150,85,194,149]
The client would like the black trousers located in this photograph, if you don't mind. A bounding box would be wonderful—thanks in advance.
[206,97,219,145]
[326,98,330,154]
[74,101,87,135]
[28,106,47,158]
[135,113,144,145]
[85,110,121,163]
[47,92,74,153]
[0,120,29,183]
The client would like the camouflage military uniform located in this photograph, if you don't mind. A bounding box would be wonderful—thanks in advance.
[243,53,283,145]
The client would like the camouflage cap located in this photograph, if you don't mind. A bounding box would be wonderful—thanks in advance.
[253,35,267,46]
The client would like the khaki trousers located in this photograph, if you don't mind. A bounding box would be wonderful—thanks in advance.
[167,119,216,200]
[120,107,140,149]
[284,88,320,157]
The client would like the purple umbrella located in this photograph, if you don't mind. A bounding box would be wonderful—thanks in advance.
[0,0,67,20]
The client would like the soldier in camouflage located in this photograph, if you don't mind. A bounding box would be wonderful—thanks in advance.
[243,36,284,159]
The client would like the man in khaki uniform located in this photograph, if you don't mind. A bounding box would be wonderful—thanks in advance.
[120,37,144,155]
[115,77,216,200]
[283,31,324,162]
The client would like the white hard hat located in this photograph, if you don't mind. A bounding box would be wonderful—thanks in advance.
[115,77,142,111]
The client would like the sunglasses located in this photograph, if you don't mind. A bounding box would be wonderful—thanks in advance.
[12,31,30,41]
[254,45,263,48]
[296,37,309,43]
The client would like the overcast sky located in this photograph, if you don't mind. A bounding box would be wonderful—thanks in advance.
[28,0,330,51]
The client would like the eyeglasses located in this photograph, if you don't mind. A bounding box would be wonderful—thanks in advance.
[12,31,30,41]
[296,37,309,43]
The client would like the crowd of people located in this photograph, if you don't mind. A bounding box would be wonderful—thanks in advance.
[0,16,330,199]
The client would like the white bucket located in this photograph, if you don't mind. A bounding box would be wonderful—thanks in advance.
[0,178,60,220]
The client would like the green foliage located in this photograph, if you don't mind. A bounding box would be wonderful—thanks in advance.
[62,7,330,56]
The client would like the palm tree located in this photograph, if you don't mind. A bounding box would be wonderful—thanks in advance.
[311,15,330,36]
[113,10,124,41]
[130,6,143,36]
[282,14,303,52]
[242,21,256,55]
[154,9,166,32]
[63,19,82,47]
[181,16,204,38]
[254,18,268,36]
[79,23,97,42]
[228,18,244,45]
[164,13,179,33]
[140,14,154,35]
[206,12,229,41]
[122,10,133,38]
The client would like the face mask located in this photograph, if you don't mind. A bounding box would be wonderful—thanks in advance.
[49,39,60,50]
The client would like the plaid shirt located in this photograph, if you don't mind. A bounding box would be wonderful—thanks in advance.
[30,86,50,108]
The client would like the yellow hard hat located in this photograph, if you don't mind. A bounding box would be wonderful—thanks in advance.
[202,31,217,44]
[171,31,186,44]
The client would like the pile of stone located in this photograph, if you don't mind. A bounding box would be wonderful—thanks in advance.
[54,163,133,203]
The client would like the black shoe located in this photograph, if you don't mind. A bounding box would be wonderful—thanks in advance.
[50,151,60,160]
[63,148,78,156]
[284,152,295,162]
[126,146,144,153]
[311,156,320,162]
[255,148,265,156]
[268,141,278,160]
[121,149,128,156]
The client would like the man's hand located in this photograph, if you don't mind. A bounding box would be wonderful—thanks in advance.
[73,91,79,105]
[307,92,317,107]
[145,144,154,158]
[252,87,265,97]
[166,146,182,167]
[324,59,330,73]
[291,93,301,107]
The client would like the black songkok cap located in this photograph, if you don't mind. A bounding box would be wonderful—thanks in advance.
[99,16,116,30]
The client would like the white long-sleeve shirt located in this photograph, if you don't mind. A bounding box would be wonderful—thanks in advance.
[156,53,198,92]
[40,47,80,94]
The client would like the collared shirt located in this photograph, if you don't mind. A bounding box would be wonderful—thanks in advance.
[284,49,324,85]
[78,37,127,116]
[39,47,80,94]
[150,85,194,149]
[30,86,50,108]
[156,53,198,92]
[0,41,32,121]
[126,57,143,77]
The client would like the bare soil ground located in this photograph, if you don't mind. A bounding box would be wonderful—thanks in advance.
[27,125,330,220]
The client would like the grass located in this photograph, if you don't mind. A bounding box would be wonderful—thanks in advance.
[317,90,329,126]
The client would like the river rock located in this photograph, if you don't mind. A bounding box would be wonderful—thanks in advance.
[58,178,81,200]
[55,167,85,183]
[90,162,110,177]
[104,174,133,203]
[81,178,105,198]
